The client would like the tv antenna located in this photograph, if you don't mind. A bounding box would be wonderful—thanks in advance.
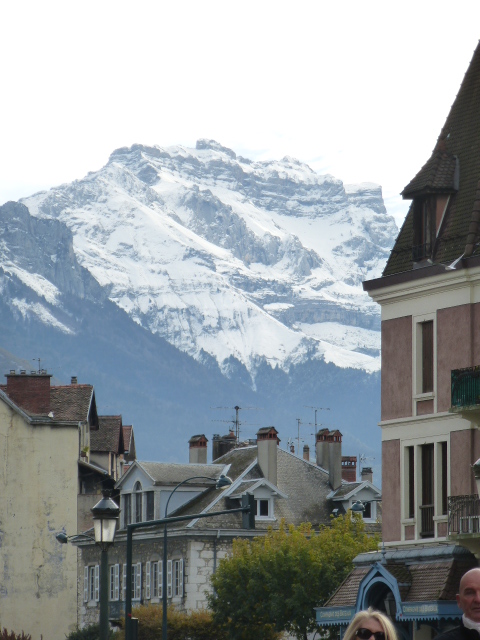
[304,406,330,436]
[211,405,259,443]
[32,358,42,373]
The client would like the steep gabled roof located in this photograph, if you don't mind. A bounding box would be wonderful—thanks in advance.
[50,385,97,424]
[91,415,125,454]
[383,40,480,276]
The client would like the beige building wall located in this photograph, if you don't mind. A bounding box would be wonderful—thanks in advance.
[0,400,79,640]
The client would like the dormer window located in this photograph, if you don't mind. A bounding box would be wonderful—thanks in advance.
[412,197,435,261]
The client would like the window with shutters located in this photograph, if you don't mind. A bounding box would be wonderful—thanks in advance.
[422,321,434,393]
[84,566,100,603]
[150,561,162,599]
[414,315,436,415]
[109,564,120,601]
[167,559,184,598]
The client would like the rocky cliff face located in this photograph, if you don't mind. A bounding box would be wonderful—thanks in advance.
[18,140,396,381]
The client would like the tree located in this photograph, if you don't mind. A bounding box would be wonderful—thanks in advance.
[208,513,379,640]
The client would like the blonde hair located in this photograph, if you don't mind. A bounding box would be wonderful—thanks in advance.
[343,608,398,640]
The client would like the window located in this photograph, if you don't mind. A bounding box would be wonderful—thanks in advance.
[124,494,132,527]
[422,321,434,393]
[420,443,434,538]
[134,482,143,523]
[441,441,448,515]
[146,491,154,521]
[406,446,415,519]
[109,564,120,601]
[121,563,142,600]
[84,565,99,602]
[255,499,270,518]
[167,559,183,598]
[412,197,435,261]
[363,502,372,519]
[149,561,162,598]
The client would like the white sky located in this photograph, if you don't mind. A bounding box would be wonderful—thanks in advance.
[1,0,480,227]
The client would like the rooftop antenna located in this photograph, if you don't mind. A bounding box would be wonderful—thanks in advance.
[359,453,375,482]
[304,406,330,437]
[211,406,260,444]
[32,358,41,373]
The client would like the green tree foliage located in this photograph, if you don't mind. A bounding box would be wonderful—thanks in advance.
[208,514,379,640]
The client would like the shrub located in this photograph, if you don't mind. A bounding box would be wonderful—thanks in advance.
[65,624,110,640]
[0,631,32,640]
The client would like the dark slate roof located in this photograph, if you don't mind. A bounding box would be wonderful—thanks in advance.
[330,482,362,499]
[123,426,136,460]
[49,385,95,422]
[91,415,125,454]
[383,40,480,276]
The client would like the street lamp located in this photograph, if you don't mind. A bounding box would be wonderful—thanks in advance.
[91,489,121,640]
[162,474,232,640]
[351,500,365,513]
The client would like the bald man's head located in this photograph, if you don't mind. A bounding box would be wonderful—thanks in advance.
[457,568,480,622]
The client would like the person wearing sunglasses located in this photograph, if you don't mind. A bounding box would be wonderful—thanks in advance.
[343,608,398,640]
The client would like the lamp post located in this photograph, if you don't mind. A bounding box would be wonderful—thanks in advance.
[91,489,121,640]
[351,500,365,513]
[162,474,232,640]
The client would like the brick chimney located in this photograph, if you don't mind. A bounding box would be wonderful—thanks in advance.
[361,466,373,483]
[257,426,279,485]
[5,371,52,414]
[315,429,330,469]
[189,434,208,464]
[342,456,357,482]
[303,444,310,462]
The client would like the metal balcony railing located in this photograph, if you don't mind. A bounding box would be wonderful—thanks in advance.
[448,495,480,537]
[451,367,480,408]
[419,504,434,537]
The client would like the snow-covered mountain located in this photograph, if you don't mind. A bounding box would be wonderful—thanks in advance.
[18,139,396,383]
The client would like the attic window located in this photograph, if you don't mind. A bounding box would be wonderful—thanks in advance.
[255,498,273,519]
[412,197,435,261]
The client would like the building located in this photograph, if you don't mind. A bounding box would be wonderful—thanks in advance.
[0,371,101,639]
[79,426,381,627]
[316,40,480,639]
[0,369,133,639]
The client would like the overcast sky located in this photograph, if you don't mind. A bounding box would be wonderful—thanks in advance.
[2,1,480,227]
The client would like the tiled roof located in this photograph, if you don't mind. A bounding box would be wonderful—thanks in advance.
[384,41,480,276]
[49,385,95,422]
[330,482,361,499]
[327,566,371,606]
[91,415,125,454]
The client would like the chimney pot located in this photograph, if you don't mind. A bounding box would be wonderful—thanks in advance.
[71,376,78,385]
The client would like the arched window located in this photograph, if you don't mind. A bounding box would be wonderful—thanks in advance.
[134,481,143,523]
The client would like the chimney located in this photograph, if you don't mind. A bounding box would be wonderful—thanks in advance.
[212,430,236,461]
[257,426,279,485]
[290,443,295,453]
[189,434,208,464]
[5,371,52,414]
[71,376,78,385]
[327,430,343,490]
[303,444,310,462]
[315,429,330,469]
[342,456,357,482]
[361,467,373,483]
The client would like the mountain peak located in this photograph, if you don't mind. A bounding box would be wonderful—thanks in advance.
[195,139,236,159]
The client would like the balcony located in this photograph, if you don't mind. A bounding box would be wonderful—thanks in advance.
[447,495,480,556]
[451,366,480,412]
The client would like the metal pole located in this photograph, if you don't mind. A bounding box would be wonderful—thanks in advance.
[125,525,133,640]
[99,547,109,640]
[162,523,168,640]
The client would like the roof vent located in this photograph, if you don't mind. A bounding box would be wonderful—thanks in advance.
[9,370,15,375]
[20,370,26,375]
[71,376,78,385]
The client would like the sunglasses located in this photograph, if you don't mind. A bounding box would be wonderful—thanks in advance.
[356,629,385,640]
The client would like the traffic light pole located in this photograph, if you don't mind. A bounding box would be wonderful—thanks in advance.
[125,495,254,640]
